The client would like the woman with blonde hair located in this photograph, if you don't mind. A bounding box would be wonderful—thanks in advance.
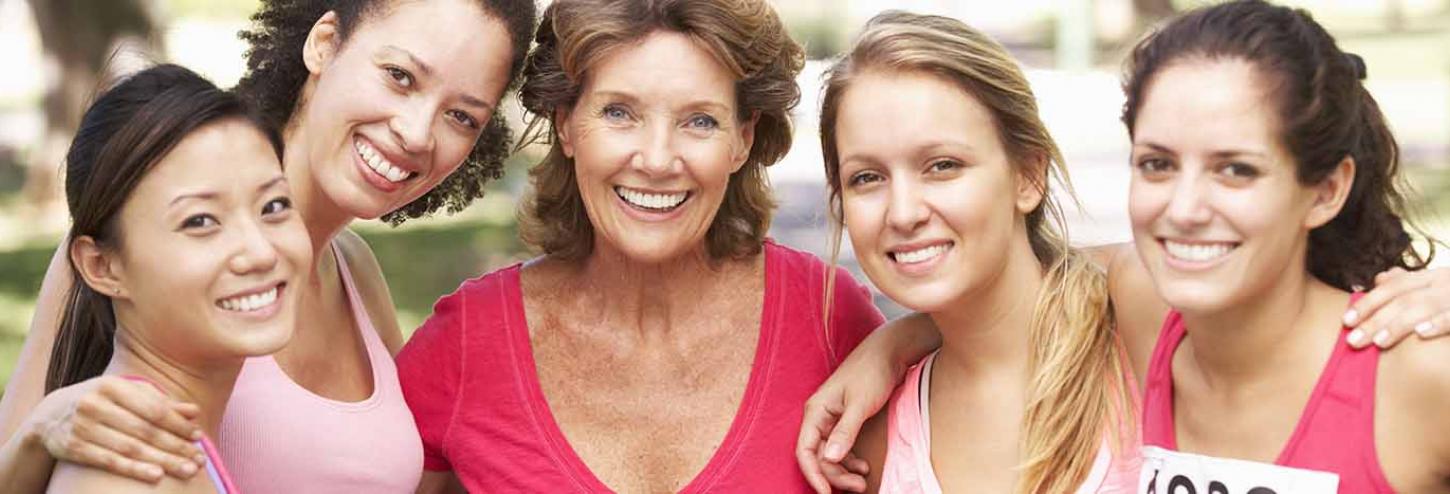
[396,0,883,492]
[816,11,1138,493]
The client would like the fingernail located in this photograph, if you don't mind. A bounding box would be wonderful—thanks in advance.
[143,465,163,480]
[1346,329,1366,347]
[190,430,202,440]
[823,442,846,461]
[1415,321,1435,336]
[1342,309,1359,325]
[180,462,197,476]
[1373,330,1391,348]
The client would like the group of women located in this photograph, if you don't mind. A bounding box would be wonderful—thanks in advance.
[0,0,1446,492]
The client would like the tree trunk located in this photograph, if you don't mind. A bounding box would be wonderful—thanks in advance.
[22,0,159,219]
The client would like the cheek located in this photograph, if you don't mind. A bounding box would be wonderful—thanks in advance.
[1127,178,1168,230]
[681,143,740,191]
[841,194,885,247]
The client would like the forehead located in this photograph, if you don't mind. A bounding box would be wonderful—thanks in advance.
[1133,57,1283,151]
[835,70,1003,159]
[129,120,281,204]
[349,0,514,89]
[581,31,737,103]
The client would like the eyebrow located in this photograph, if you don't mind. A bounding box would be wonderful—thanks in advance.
[380,45,494,113]
[589,89,732,115]
[168,176,287,207]
[1135,141,1268,160]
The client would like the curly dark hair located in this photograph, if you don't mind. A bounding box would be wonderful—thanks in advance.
[235,0,536,225]
[1122,0,1437,290]
[517,0,805,261]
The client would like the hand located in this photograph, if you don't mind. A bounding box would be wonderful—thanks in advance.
[1344,267,1450,349]
[796,343,902,493]
[26,376,205,482]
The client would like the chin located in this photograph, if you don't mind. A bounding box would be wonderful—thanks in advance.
[878,279,964,314]
[1154,278,1239,316]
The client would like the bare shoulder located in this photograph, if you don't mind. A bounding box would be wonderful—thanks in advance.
[1377,335,1450,482]
[334,228,404,355]
[1103,243,1168,382]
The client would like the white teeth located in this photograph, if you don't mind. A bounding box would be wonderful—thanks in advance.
[615,187,688,210]
[894,244,949,264]
[354,139,415,184]
[218,286,279,313]
[1164,240,1235,262]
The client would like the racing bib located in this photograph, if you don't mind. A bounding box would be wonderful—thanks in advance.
[1138,446,1340,494]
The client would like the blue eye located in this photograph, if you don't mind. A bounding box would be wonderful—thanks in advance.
[847,171,883,187]
[601,104,630,121]
[687,114,719,130]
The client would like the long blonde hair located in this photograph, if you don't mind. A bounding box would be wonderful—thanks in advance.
[820,11,1133,493]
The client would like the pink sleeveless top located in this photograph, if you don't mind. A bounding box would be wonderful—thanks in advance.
[1140,293,1395,493]
[217,243,423,493]
[879,352,1140,493]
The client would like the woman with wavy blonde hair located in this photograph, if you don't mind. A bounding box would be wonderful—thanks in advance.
[812,11,1138,493]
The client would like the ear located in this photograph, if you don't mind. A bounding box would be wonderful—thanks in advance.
[732,111,759,173]
[70,236,128,300]
[1015,154,1048,214]
[302,11,344,76]
[554,108,575,158]
[1304,155,1356,229]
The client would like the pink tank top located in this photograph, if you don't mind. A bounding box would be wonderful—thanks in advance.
[879,352,1140,493]
[216,243,423,493]
[1140,293,1394,493]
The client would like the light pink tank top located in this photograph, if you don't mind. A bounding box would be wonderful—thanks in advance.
[217,243,423,492]
[878,352,1141,493]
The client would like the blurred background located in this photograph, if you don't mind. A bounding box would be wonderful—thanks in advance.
[1,0,1447,390]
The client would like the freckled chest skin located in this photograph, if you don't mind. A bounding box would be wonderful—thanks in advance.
[521,255,764,493]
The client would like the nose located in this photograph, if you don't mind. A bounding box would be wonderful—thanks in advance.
[228,217,281,276]
[885,175,930,233]
[1164,170,1213,230]
[632,119,680,175]
[389,101,436,156]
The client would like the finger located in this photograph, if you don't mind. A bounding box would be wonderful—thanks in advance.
[1374,267,1409,286]
[1414,311,1450,339]
[1373,293,1444,349]
[843,454,871,476]
[796,402,838,494]
[87,388,201,460]
[823,401,870,462]
[1344,274,1431,348]
[65,440,166,484]
[100,380,204,443]
[74,412,201,479]
[821,459,868,493]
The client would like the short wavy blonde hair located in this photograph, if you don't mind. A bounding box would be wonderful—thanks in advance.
[517,0,804,261]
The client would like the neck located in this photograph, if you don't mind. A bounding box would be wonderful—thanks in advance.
[565,240,755,341]
[1177,266,1347,390]
[283,118,353,264]
[104,328,242,439]
[928,234,1044,380]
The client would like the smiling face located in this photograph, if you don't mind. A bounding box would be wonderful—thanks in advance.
[90,119,310,364]
[297,0,514,219]
[835,71,1039,312]
[558,30,756,264]
[1128,57,1341,313]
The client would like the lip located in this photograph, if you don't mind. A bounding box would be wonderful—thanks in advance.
[885,240,954,277]
[1157,237,1239,272]
[612,185,693,223]
[214,282,288,321]
[351,135,421,194]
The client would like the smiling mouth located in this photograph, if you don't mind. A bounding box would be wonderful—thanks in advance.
[889,242,953,264]
[1161,239,1238,263]
[615,186,690,212]
[216,283,285,313]
[354,138,417,184]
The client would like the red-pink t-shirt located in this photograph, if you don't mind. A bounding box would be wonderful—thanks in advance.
[396,241,884,492]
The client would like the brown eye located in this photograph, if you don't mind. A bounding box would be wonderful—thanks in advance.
[262,197,292,216]
[385,66,414,88]
[180,214,218,230]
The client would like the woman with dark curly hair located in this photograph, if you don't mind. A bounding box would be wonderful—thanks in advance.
[393,0,883,492]
[1,0,534,492]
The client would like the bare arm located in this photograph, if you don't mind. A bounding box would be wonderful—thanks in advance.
[0,243,70,441]
[335,229,405,356]
[415,471,467,494]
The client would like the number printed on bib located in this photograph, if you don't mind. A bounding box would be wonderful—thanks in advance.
[1138,446,1339,494]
